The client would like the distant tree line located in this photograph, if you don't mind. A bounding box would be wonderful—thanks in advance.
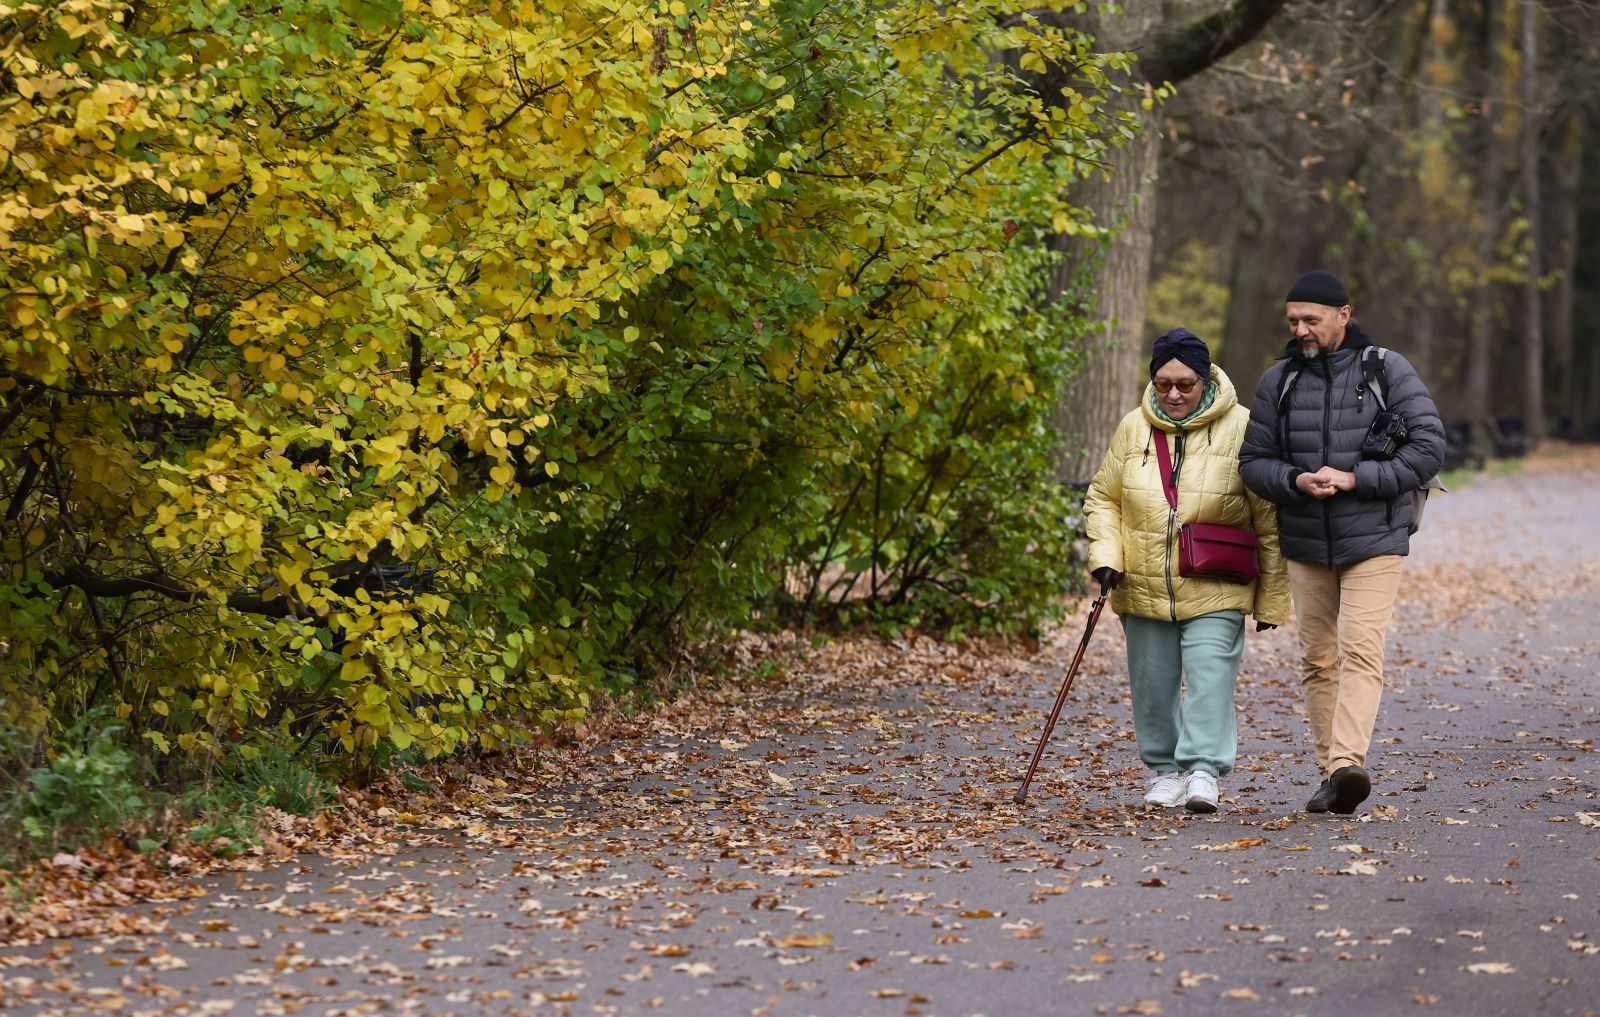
[1149,0,1600,440]
[1053,0,1600,480]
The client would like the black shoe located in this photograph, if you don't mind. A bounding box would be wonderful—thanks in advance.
[1305,777,1335,813]
[1328,765,1372,814]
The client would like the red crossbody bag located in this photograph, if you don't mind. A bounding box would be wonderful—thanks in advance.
[1153,430,1260,586]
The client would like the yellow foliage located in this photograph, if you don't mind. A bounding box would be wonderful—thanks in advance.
[1,0,1121,763]
[0,0,778,757]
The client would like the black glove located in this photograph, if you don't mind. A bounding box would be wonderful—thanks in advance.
[1255,621,1278,632]
[1091,567,1123,596]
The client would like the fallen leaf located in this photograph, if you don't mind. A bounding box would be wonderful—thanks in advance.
[1196,838,1266,852]
[143,951,188,971]
[672,962,717,977]
[1220,987,1261,1000]
[1463,962,1516,974]
[646,943,692,957]
[771,933,832,949]
[425,955,472,969]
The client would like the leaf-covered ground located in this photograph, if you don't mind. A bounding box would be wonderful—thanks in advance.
[4,448,1599,1016]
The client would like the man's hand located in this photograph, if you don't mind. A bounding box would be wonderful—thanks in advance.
[1295,467,1356,499]
[1091,567,1123,596]
[1311,466,1357,493]
[1295,471,1338,499]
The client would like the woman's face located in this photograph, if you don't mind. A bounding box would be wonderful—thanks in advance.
[1153,361,1205,420]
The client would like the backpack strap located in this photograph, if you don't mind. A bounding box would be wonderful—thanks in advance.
[1361,346,1390,412]
[1275,364,1301,456]
[1276,365,1301,412]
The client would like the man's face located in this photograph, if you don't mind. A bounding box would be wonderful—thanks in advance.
[1286,301,1351,359]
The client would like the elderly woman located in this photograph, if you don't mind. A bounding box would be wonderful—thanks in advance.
[1084,328,1290,812]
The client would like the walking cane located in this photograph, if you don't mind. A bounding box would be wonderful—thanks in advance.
[1013,590,1108,805]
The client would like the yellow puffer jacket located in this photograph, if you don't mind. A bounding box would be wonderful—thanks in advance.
[1084,366,1290,625]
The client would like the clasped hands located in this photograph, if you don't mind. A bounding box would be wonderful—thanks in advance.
[1295,466,1356,500]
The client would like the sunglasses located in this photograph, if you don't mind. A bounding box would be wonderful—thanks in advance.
[1153,378,1202,394]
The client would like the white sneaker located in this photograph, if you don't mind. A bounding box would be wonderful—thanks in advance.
[1184,771,1219,814]
[1143,772,1186,808]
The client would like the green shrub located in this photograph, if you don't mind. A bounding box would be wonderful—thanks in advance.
[2,0,1125,768]
[16,710,146,851]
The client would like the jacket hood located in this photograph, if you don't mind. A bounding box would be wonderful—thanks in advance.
[1140,364,1240,434]
[1279,320,1375,366]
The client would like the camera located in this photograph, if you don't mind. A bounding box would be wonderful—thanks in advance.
[1361,410,1409,460]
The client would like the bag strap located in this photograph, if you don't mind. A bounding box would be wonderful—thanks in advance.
[1153,429,1177,511]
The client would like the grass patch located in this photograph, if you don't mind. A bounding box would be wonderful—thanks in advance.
[1,719,336,865]
[1440,456,1521,492]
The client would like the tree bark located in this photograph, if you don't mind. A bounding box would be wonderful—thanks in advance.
[1050,128,1160,483]
[1219,192,1289,400]
[1050,0,1290,483]
[1518,0,1545,438]
[1464,0,1508,422]
[1546,113,1581,435]
[1048,0,1160,483]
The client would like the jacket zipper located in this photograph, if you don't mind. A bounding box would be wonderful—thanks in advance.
[1165,507,1178,622]
[1319,356,1335,568]
[1164,432,1184,622]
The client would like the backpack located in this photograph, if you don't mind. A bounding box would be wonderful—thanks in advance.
[1275,347,1442,535]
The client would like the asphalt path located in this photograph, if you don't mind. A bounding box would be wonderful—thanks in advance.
[3,452,1597,1017]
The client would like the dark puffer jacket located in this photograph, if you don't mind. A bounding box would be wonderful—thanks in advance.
[1239,323,1445,567]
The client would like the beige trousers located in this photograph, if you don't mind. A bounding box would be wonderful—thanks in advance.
[1286,555,1404,776]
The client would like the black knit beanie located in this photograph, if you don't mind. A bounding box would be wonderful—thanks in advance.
[1285,269,1350,307]
[1149,327,1211,380]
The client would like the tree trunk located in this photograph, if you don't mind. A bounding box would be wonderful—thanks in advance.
[1219,194,1289,400]
[1049,0,1290,482]
[1405,0,1452,394]
[1518,0,1544,438]
[1464,0,1508,421]
[1050,132,1161,483]
[1546,114,1581,435]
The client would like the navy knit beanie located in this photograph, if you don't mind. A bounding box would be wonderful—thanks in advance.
[1149,328,1211,380]
[1285,269,1350,307]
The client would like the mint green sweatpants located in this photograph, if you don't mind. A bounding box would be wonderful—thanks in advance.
[1120,610,1245,777]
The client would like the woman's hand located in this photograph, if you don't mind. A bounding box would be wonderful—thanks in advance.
[1091,567,1123,595]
